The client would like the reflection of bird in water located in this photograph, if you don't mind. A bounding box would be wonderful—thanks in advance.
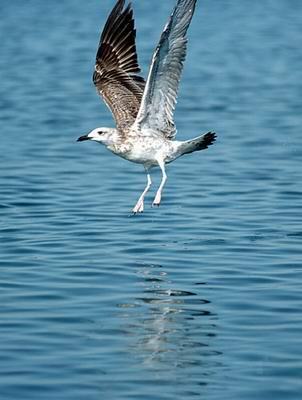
[77,0,216,213]
[119,264,219,373]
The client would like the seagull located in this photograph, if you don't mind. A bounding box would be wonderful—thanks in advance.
[77,0,216,214]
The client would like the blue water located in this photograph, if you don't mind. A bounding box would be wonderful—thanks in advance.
[1,0,302,399]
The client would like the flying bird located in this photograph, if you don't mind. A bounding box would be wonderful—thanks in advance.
[77,0,216,213]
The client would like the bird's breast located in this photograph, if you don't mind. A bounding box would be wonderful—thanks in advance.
[108,135,166,165]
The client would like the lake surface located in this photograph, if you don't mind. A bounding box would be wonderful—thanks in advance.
[1,0,302,399]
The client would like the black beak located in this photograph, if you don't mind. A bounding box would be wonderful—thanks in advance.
[77,135,90,142]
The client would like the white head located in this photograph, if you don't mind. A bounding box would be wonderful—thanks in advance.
[77,127,116,146]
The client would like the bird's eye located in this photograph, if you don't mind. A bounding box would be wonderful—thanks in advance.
[98,131,103,135]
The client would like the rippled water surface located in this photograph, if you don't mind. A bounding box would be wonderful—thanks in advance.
[1,0,302,399]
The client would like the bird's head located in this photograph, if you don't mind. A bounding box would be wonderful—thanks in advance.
[77,127,114,146]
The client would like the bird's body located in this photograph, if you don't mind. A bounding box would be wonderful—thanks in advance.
[78,0,216,213]
[107,129,173,166]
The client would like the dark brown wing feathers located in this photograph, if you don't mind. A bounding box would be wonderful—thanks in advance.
[93,0,145,130]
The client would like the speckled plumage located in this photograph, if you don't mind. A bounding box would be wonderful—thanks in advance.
[78,0,216,213]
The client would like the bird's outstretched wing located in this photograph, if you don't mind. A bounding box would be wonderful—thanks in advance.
[93,0,145,131]
[134,0,196,139]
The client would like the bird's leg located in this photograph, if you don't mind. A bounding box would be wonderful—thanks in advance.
[132,171,152,214]
[152,159,167,207]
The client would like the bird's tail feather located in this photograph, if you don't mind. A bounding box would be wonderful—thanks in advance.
[178,132,216,156]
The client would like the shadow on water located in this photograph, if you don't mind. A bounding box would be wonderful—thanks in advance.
[118,263,222,386]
